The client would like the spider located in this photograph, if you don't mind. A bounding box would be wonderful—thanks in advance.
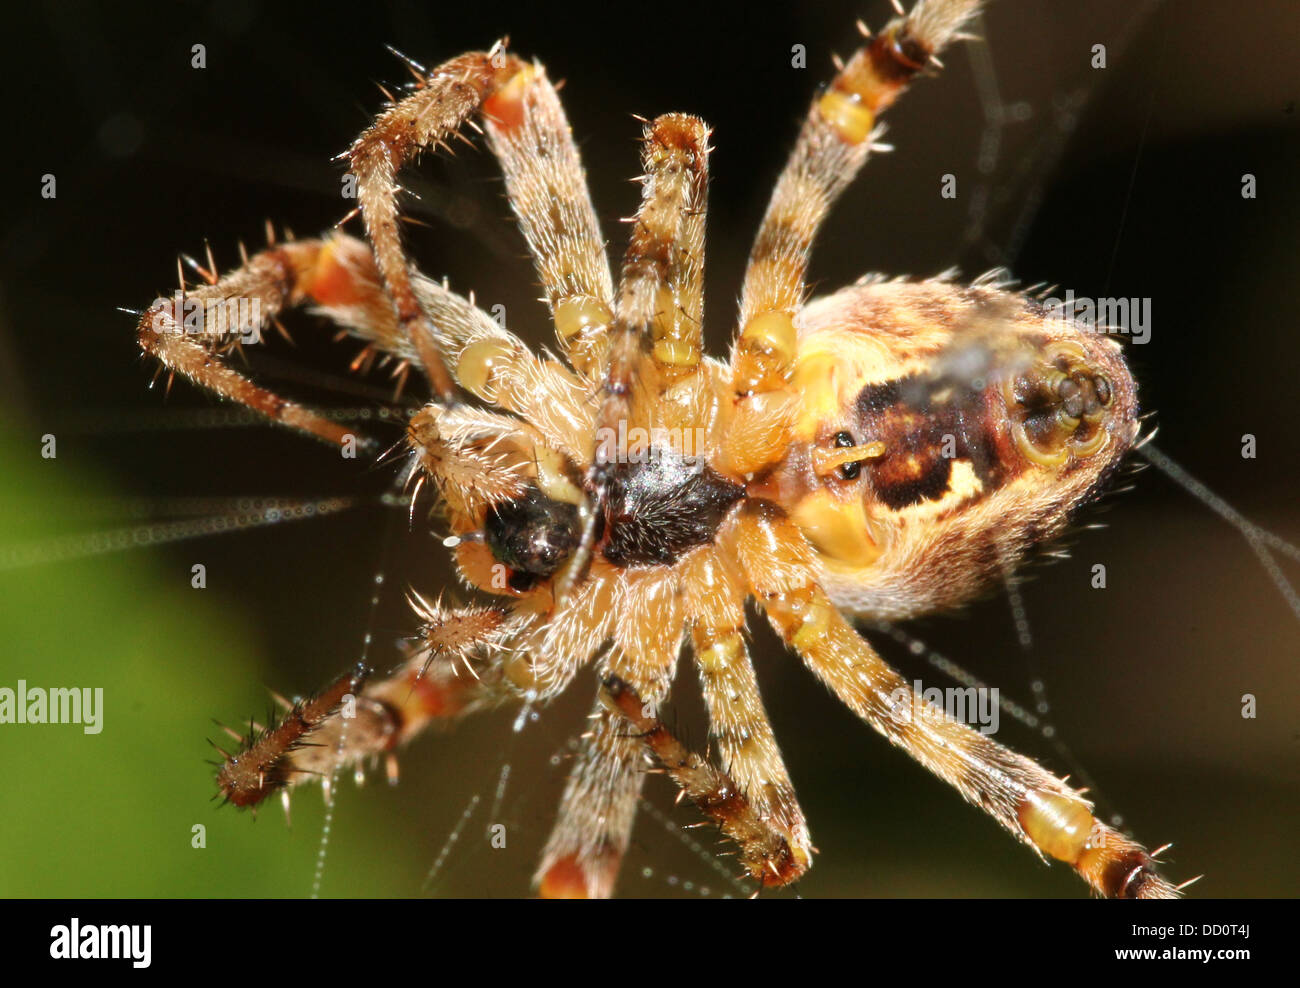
[136,0,1182,898]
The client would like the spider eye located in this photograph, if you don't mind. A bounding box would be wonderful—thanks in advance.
[833,431,861,480]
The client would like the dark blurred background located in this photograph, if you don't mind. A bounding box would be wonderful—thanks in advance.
[0,0,1296,897]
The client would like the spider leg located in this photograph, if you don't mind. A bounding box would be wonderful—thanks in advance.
[732,501,1180,899]
[213,602,527,810]
[727,0,983,469]
[691,621,813,881]
[419,277,595,462]
[619,114,711,382]
[677,543,815,879]
[535,568,682,898]
[600,674,806,890]
[598,114,711,438]
[557,115,712,596]
[136,234,395,449]
[138,229,581,449]
[479,60,618,379]
[349,47,615,396]
[534,691,644,899]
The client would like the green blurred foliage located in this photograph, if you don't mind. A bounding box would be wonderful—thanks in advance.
[0,425,416,897]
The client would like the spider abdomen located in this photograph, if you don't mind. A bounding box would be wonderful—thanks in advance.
[780,278,1140,620]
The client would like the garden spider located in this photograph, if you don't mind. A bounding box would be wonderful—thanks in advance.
[137,0,1181,897]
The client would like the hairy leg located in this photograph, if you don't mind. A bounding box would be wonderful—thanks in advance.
[136,233,396,449]
[534,568,682,897]
[480,61,616,377]
[677,543,813,877]
[599,113,712,438]
[533,690,645,899]
[621,114,711,381]
[733,501,1178,899]
[138,228,589,452]
[691,621,812,880]
[727,0,983,470]
[348,46,615,396]
[213,602,524,811]
[600,674,806,889]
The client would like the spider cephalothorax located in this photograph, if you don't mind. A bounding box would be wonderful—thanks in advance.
[141,0,1183,898]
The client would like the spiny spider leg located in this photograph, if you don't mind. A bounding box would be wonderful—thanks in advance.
[677,541,812,870]
[599,115,711,435]
[137,225,593,456]
[618,114,711,382]
[136,233,394,450]
[536,568,684,898]
[600,675,805,891]
[559,115,712,596]
[478,56,616,378]
[534,691,648,899]
[732,501,1179,899]
[348,45,615,399]
[737,0,982,352]
[691,615,813,878]
[727,0,983,473]
[212,602,526,812]
[214,663,372,808]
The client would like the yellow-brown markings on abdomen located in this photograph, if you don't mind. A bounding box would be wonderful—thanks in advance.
[854,370,1018,510]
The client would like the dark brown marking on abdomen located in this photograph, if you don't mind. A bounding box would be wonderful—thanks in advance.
[855,368,1013,510]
